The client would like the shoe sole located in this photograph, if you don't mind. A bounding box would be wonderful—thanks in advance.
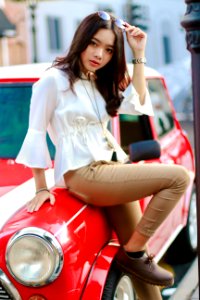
[115,261,174,287]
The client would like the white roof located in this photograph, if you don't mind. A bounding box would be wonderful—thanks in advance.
[0,63,51,80]
[0,62,162,80]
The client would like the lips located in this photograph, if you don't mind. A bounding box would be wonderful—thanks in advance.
[89,60,100,67]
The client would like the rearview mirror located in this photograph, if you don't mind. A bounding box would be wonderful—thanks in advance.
[129,140,161,162]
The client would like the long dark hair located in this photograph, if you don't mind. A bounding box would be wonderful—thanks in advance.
[53,12,130,117]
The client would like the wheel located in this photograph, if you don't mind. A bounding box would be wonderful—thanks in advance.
[185,187,198,253]
[166,186,197,263]
[102,262,136,300]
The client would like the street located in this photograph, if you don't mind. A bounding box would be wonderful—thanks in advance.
[161,255,197,299]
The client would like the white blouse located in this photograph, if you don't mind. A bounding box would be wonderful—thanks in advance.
[16,67,154,187]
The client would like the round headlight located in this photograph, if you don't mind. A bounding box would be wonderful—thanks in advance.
[6,227,63,287]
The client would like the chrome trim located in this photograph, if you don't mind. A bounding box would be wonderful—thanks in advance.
[0,268,21,300]
[6,227,64,287]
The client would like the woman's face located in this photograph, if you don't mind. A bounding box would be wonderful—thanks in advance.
[80,28,115,74]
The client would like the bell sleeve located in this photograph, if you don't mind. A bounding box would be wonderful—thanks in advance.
[16,71,58,169]
[119,83,154,116]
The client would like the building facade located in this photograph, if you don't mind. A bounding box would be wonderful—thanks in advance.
[0,0,29,65]
[0,0,189,69]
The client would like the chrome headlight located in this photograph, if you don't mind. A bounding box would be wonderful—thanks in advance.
[6,227,64,287]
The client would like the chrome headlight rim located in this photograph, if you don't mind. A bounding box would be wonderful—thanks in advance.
[6,227,64,287]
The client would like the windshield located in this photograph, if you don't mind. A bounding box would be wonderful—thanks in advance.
[0,82,55,159]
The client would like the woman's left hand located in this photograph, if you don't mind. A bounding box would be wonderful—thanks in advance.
[125,23,147,56]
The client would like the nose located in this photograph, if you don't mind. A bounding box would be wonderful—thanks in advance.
[94,47,103,60]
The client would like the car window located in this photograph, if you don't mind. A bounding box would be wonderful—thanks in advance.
[0,83,55,159]
[147,78,175,138]
[119,114,153,154]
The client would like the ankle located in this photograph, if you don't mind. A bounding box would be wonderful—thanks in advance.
[123,230,149,253]
[124,245,146,252]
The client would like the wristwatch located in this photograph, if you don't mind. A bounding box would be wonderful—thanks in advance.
[132,57,147,64]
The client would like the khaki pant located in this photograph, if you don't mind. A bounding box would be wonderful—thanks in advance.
[64,161,190,300]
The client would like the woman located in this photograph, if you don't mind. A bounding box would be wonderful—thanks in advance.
[16,11,190,299]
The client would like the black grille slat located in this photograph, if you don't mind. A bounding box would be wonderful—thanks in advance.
[0,284,13,300]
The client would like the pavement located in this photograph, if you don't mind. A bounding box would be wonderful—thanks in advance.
[169,257,199,300]
[191,287,199,300]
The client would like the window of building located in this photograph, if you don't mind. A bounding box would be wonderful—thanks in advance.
[163,35,172,64]
[47,16,62,51]
[161,20,172,64]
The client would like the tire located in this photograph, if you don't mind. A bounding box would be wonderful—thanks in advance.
[166,186,197,264]
[102,262,136,300]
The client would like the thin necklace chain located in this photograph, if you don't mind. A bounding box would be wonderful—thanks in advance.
[81,79,102,127]
[81,79,115,150]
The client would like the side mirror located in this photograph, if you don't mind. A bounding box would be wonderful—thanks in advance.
[129,140,161,162]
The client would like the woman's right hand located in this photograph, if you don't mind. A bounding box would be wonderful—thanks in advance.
[27,190,56,213]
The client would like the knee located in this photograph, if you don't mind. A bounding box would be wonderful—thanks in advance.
[174,166,190,192]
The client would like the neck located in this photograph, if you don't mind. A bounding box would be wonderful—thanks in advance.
[85,70,97,81]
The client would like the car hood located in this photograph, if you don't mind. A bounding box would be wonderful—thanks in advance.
[0,159,34,197]
[0,170,112,300]
[0,169,55,230]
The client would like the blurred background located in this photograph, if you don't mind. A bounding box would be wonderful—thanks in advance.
[0,0,193,144]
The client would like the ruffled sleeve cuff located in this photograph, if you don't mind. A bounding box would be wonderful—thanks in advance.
[16,128,52,168]
[119,83,154,116]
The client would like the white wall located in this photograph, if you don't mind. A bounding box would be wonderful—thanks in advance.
[35,1,97,62]
[144,0,189,68]
[32,0,189,69]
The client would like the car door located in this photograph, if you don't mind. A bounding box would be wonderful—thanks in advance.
[147,76,195,257]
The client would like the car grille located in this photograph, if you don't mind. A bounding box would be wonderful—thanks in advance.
[0,269,21,300]
[0,282,14,300]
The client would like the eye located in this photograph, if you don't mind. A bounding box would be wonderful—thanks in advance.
[90,40,97,47]
[106,48,113,54]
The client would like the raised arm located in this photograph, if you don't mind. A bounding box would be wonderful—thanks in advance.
[125,23,147,105]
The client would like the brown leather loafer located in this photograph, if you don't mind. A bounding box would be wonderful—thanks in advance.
[115,247,174,287]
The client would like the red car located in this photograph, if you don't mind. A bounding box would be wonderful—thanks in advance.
[0,63,196,300]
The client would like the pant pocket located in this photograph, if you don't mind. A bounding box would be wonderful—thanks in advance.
[86,160,120,180]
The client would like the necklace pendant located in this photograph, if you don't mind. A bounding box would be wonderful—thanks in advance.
[104,136,114,150]
[102,130,114,149]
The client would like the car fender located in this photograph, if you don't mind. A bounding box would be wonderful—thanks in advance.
[81,243,119,300]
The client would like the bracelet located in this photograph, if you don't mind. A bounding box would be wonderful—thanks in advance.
[35,188,50,195]
[132,57,147,64]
